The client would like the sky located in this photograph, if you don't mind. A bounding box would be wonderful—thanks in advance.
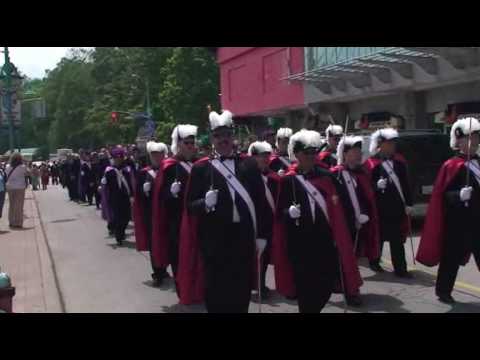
[4,47,75,79]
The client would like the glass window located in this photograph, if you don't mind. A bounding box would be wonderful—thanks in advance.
[306,47,389,70]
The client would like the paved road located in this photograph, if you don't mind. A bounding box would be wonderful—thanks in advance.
[34,185,480,313]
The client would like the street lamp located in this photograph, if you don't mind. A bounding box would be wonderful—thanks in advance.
[0,47,23,153]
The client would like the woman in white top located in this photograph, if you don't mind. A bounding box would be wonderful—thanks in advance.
[5,153,29,228]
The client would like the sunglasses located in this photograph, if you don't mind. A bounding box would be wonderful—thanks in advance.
[182,140,195,146]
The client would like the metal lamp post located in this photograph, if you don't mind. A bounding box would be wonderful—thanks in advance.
[0,47,23,153]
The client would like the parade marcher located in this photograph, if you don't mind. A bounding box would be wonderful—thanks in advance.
[177,110,268,312]
[247,141,280,299]
[331,136,381,306]
[317,124,343,168]
[102,146,134,245]
[80,152,96,206]
[152,124,199,287]
[133,141,170,286]
[365,128,413,278]
[417,117,480,304]
[269,127,293,176]
[90,152,102,209]
[262,128,277,151]
[272,130,362,313]
[77,150,87,203]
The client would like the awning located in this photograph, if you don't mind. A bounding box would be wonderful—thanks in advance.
[287,47,480,99]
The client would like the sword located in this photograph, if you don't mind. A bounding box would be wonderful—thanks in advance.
[406,214,417,266]
[336,249,348,314]
[465,116,473,208]
[255,239,267,313]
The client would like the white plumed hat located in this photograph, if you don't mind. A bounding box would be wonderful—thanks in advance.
[248,141,273,156]
[450,117,480,150]
[276,128,293,148]
[146,141,168,155]
[171,124,198,155]
[288,129,324,161]
[337,136,363,165]
[209,110,234,131]
[325,124,343,141]
[369,128,399,155]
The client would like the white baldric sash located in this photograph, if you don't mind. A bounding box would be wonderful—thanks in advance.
[381,161,406,205]
[147,169,157,180]
[211,159,257,238]
[262,175,275,213]
[179,161,193,174]
[295,175,329,223]
[279,156,291,168]
[465,160,480,186]
[113,168,131,197]
[341,170,361,220]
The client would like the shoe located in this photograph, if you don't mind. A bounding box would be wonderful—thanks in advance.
[395,271,414,279]
[437,294,456,304]
[346,295,363,307]
[260,287,272,299]
[369,263,385,273]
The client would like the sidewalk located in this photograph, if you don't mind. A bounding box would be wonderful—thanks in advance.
[0,188,63,313]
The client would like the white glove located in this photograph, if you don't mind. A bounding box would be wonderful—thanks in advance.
[356,214,370,230]
[143,182,152,195]
[405,206,413,216]
[97,186,102,193]
[101,177,107,185]
[255,238,268,255]
[170,181,182,197]
[460,186,473,202]
[205,190,219,209]
[288,205,301,219]
[81,171,85,176]
[277,169,286,177]
[377,178,388,190]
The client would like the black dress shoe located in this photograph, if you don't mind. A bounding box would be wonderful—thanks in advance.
[395,271,414,279]
[346,295,363,307]
[437,294,456,304]
[369,263,386,273]
[260,287,272,299]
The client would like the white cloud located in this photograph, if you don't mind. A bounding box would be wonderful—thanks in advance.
[3,47,78,79]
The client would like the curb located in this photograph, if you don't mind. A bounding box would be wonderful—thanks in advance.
[31,190,66,313]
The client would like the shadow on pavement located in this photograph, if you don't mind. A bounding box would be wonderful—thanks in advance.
[161,303,205,313]
[255,291,297,307]
[329,293,411,313]
[9,226,35,231]
[107,241,137,250]
[363,269,434,287]
[50,218,77,224]
[0,231,10,235]
[446,301,480,313]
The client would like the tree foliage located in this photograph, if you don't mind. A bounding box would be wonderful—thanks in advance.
[6,47,219,155]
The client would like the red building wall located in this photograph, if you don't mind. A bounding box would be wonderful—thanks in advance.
[217,47,305,117]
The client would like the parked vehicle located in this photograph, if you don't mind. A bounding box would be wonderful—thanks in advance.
[358,129,453,218]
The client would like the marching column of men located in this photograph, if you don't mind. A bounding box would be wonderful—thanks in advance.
[63,110,480,312]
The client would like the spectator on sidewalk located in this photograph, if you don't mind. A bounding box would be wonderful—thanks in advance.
[40,163,50,191]
[31,165,40,191]
[0,165,6,219]
[5,153,29,229]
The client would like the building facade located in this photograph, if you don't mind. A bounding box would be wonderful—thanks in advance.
[214,47,480,134]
